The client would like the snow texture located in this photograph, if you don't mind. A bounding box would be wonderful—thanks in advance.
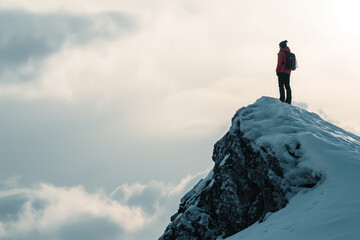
[159,96,360,240]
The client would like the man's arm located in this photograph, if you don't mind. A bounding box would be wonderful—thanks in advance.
[276,52,284,74]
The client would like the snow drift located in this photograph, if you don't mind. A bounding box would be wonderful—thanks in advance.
[159,96,360,240]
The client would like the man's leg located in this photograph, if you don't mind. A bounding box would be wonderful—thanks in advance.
[284,74,291,104]
[278,74,285,102]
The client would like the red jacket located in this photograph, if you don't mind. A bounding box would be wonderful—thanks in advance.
[276,46,291,75]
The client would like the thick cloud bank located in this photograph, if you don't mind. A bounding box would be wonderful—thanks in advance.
[0,171,207,240]
[0,9,134,83]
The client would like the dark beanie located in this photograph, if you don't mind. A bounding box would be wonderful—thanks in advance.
[279,40,288,48]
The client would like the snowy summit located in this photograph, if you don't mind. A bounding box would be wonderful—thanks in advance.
[159,96,360,240]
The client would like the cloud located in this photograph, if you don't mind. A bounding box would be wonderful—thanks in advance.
[0,170,208,240]
[0,9,135,83]
[1,0,359,137]
[0,1,358,197]
[0,1,279,137]
[110,170,208,215]
[0,194,29,222]
[0,184,142,240]
[56,216,123,240]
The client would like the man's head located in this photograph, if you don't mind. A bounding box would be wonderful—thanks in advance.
[279,40,288,49]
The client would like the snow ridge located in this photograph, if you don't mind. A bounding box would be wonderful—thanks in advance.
[159,96,360,240]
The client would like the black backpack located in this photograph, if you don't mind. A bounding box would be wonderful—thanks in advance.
[282,51,297,71]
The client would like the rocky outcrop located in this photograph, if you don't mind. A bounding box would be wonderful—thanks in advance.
[159,99,323,240]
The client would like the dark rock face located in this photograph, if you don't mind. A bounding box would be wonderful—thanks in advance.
[159,108,322,240]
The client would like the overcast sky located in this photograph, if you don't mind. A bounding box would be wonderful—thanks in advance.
[0,0,360,239]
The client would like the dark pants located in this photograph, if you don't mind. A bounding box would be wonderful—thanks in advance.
[278,73,291,104]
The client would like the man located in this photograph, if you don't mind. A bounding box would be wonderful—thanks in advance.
[276,40,292,104]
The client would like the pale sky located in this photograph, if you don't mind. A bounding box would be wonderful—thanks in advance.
[0,0,359,239]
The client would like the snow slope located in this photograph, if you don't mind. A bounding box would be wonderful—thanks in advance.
[223,97,360,240]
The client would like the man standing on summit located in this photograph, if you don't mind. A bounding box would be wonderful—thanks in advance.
[276,40,292,104]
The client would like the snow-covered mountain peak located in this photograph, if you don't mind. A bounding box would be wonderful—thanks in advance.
[233,96,360,152]
[159,97,360,240]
